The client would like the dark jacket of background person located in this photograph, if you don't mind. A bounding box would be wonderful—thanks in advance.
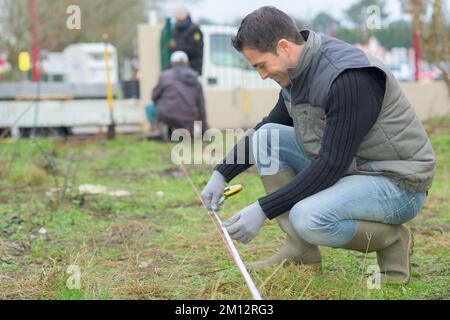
[152,65,208,134]
[172,16,204,75]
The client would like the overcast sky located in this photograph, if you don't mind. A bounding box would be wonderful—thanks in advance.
[161,0,410,25]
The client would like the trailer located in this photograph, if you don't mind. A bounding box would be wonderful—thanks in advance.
[0,99,144,137]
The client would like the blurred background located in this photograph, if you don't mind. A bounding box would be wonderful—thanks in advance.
[0,0,449,136]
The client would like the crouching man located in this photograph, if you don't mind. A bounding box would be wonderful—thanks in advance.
[201,6,435,285]
[152,51,208,137]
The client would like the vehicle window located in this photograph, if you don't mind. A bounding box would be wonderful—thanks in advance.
[210,34,252,69]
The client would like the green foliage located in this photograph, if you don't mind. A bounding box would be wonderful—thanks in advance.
[0,123,448,299]
[336,20,413,49]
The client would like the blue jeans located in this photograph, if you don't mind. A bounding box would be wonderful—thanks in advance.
[253,123,427,248]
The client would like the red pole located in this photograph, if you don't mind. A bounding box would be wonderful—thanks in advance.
[30,0,40,82]
[412,0,421,82]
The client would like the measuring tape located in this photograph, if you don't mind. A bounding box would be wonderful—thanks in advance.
[212,184,262,300]
[223,184,244,199]
[218,184,243,205]
[178,163,263,300]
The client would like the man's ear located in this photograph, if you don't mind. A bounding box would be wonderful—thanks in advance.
[276,39,290,55]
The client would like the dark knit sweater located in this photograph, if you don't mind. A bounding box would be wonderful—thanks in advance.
[215,68,386,219]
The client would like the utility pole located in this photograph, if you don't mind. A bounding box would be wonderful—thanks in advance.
[30,0,40,83]
[29,0,41,137]
[103,33,116,140]
[412,0,422,82]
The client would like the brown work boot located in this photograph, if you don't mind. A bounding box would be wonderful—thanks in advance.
[250,169,322,270]
[342,220,414,285]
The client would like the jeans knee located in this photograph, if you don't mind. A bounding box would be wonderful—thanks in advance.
[252,123,282,150]
[289,202,336,245]
[254,123,310,176]
[289,207,315,245]
[253,123,285,174]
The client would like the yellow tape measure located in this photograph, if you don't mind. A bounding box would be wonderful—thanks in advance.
[223,184,243,200]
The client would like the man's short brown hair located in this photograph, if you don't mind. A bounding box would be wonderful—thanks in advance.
[232,6,304,53]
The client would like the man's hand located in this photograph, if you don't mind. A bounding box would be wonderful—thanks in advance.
[222,202,267,244]
[201,170,226,211]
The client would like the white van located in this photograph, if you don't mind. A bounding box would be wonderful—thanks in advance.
[199,25,278,90]
[63,43,119,84]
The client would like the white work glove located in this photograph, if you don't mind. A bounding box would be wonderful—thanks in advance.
[201,170,226,211]
[222,202,267,244]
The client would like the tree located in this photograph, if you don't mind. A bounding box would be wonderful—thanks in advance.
[412,0,450,93]
[0,0,31,80]
[380,20,413,49]
[293,17,311,30]
[312,12,339,36]
[335,19,413,50]
[336,28,364,45]
[0,0,170,81]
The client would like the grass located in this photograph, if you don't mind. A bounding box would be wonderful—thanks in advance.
[0,117,449,300]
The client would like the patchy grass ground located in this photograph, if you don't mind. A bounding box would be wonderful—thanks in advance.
[0,117,449,300]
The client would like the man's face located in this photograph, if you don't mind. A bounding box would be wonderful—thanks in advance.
[242,43,293,87]
[175,16,187,26]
